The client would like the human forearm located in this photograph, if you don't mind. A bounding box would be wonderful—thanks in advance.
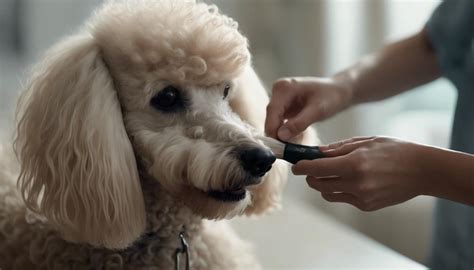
[333,28,441,105]
[265,29,442,141]
[417,145,474,206]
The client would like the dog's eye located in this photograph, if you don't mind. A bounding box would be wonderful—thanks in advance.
[223,82,231,100]
[151,86,183,112]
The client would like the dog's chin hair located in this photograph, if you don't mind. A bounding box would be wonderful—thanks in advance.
[181,188,252,220]
[221,193,252,219]
[200,195,251,220]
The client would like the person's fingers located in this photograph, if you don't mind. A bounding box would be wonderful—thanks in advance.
[322,139,373,157]
[277,104,320,141]
[306,176,355,193]
[320,192,362,206]
[292,157,352,177]
[319,136,375,151]
[328,136,374,149]
[265,104,284,139]
[265,79,297,138]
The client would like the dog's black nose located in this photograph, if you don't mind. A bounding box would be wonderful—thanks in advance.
[240,148,276,177]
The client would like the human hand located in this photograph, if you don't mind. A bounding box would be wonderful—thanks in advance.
[265,77,353,141]
[292,136,429,211]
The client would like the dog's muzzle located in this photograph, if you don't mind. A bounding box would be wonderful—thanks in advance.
[207,147,276,203]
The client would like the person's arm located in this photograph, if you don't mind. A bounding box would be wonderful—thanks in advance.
[265,28,441,141]
[336,28,441,104]
[291,136,474,210]
[418,144,474,206]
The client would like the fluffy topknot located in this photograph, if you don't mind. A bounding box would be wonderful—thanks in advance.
[91,0,250,86]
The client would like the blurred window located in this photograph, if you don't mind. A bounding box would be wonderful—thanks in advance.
[325,0,454,147]
[383,0,455,147]
[0,0,22,53]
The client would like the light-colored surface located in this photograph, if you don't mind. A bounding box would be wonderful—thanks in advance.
[231,196,426,269]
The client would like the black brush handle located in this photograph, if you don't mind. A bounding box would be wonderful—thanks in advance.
[283,142,326,164]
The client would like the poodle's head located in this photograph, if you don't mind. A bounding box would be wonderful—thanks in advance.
[92,0,284,219]
[14,0,289,249]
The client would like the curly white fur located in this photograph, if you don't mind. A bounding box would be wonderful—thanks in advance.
[0,0,315,269]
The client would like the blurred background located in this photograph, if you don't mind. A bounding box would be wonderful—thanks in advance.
[0,0,453,266]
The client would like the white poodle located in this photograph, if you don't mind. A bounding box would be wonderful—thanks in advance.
[0,1,313,269]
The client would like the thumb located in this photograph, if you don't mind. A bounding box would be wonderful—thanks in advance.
[277,105,320,141]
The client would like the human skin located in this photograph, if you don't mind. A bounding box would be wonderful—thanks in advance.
[265,28,474,210]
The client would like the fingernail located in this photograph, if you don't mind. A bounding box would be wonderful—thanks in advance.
[278,127,292,141]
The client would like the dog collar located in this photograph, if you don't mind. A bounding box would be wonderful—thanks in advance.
[175,231,190,270]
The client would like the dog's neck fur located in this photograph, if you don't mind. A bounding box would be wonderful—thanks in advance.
[137,172,203,249]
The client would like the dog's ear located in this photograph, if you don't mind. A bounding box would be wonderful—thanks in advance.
[14,34,146,249]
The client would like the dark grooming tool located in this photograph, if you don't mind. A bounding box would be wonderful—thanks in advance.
[258,136,326,164]
[282,141,326,164]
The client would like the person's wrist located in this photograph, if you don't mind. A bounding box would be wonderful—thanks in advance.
[331,72,356,109]
[408,143,442,197]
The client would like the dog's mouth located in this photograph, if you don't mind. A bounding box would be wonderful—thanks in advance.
[202,175,261,202]
[207,187,247,202]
